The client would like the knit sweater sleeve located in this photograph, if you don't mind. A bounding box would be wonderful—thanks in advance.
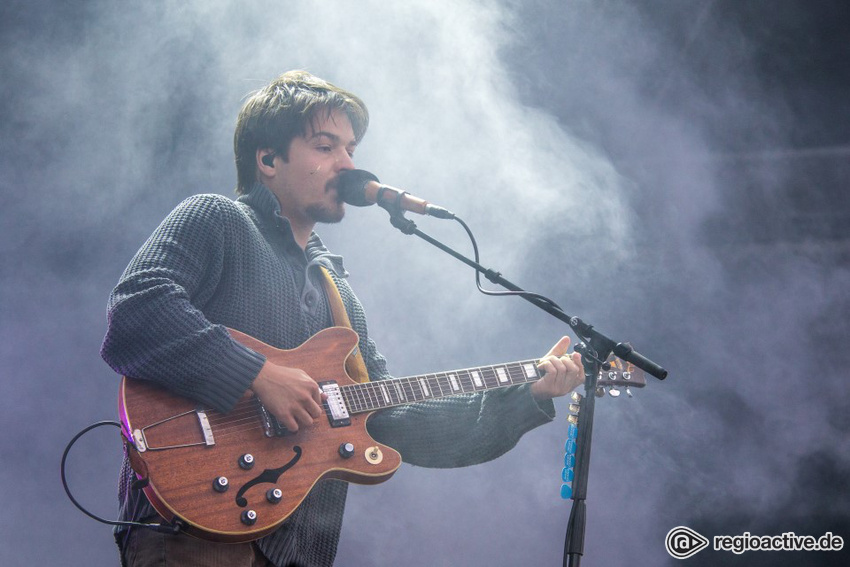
[367,385,555,468]
[100,195,265,412]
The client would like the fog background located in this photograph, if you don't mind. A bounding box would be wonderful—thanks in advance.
[1,1,848,565]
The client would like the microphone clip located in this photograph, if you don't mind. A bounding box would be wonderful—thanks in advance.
[377,187,418,235]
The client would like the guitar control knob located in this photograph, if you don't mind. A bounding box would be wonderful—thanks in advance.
[241,509,258,526]
[338,442,355,459]
[266,488,283,504]
[212,476,229,493]
[238,453,255,470]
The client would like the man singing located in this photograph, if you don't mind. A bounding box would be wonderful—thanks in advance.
[101,70,583,566]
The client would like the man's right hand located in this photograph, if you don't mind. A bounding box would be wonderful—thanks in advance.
[250,360,325,432]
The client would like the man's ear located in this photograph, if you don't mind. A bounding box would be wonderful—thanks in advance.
[257,149,276,174]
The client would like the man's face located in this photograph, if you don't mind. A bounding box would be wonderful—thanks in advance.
[269,108,357,229]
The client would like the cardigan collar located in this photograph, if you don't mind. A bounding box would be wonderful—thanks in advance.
[237,182,348,279]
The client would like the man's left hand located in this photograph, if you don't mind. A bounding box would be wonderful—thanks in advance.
[530,336,584,400]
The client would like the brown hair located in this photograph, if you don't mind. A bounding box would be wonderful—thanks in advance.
[233,70,369,194]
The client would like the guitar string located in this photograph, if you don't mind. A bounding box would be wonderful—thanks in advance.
[205,358,565,425]
[190,362,543,442]
[190,360,639,436]
[136,362,639,452]
[179,362,635,444]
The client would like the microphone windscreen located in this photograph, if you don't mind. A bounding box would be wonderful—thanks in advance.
[338,169,380,207]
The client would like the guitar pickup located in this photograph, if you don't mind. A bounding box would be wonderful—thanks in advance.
[319,381,350,428]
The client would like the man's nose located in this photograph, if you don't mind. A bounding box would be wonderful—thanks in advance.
[335,148,355,171]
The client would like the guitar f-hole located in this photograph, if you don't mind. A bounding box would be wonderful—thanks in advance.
[234,447,303,508]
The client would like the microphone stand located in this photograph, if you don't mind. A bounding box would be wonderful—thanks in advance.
[376,199,667,567]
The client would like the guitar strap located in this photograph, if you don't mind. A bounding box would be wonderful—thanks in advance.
[318,266,370,383]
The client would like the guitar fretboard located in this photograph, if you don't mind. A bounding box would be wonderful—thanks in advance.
[341,359,542,414]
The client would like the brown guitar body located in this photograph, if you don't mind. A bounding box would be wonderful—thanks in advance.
[119,326,401,543]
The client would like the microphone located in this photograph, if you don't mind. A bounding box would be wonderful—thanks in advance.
[338,169,455,219]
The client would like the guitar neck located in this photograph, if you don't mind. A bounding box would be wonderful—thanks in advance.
[341,359,542,414]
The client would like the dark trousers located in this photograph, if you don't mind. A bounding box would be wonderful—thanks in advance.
[122,527,274,567]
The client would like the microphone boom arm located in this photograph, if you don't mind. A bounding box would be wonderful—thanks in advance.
[377,201,667,380]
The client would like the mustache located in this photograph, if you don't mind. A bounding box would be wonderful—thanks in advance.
[326,175,344,203]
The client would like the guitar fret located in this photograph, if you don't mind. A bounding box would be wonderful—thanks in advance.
[393,381,406,403]
[353,384,369,411]
[368,384,380,407]
[367,383,382,409]
[480,367,497,389]
[400,378,414,400]
[402,378,417,402]
[508,366,521,383]
[459,370,472,392]
[426,374,438,397]
[361,383,374,410]
[349,384,363,411]
[342,388,358,414]
[432,374,446,397]
[492,366,505,386]
[383,381,398,406]
[394,378,406,403]
[458,370,473,392]
[379,383,391,405]
[505,363,522,384]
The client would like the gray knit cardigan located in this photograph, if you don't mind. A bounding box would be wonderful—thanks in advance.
[101,183,555,566]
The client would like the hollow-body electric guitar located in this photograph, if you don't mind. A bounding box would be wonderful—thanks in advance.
[119,326,644,543]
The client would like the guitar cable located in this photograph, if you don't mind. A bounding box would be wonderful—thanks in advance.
[60,420,183,535]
